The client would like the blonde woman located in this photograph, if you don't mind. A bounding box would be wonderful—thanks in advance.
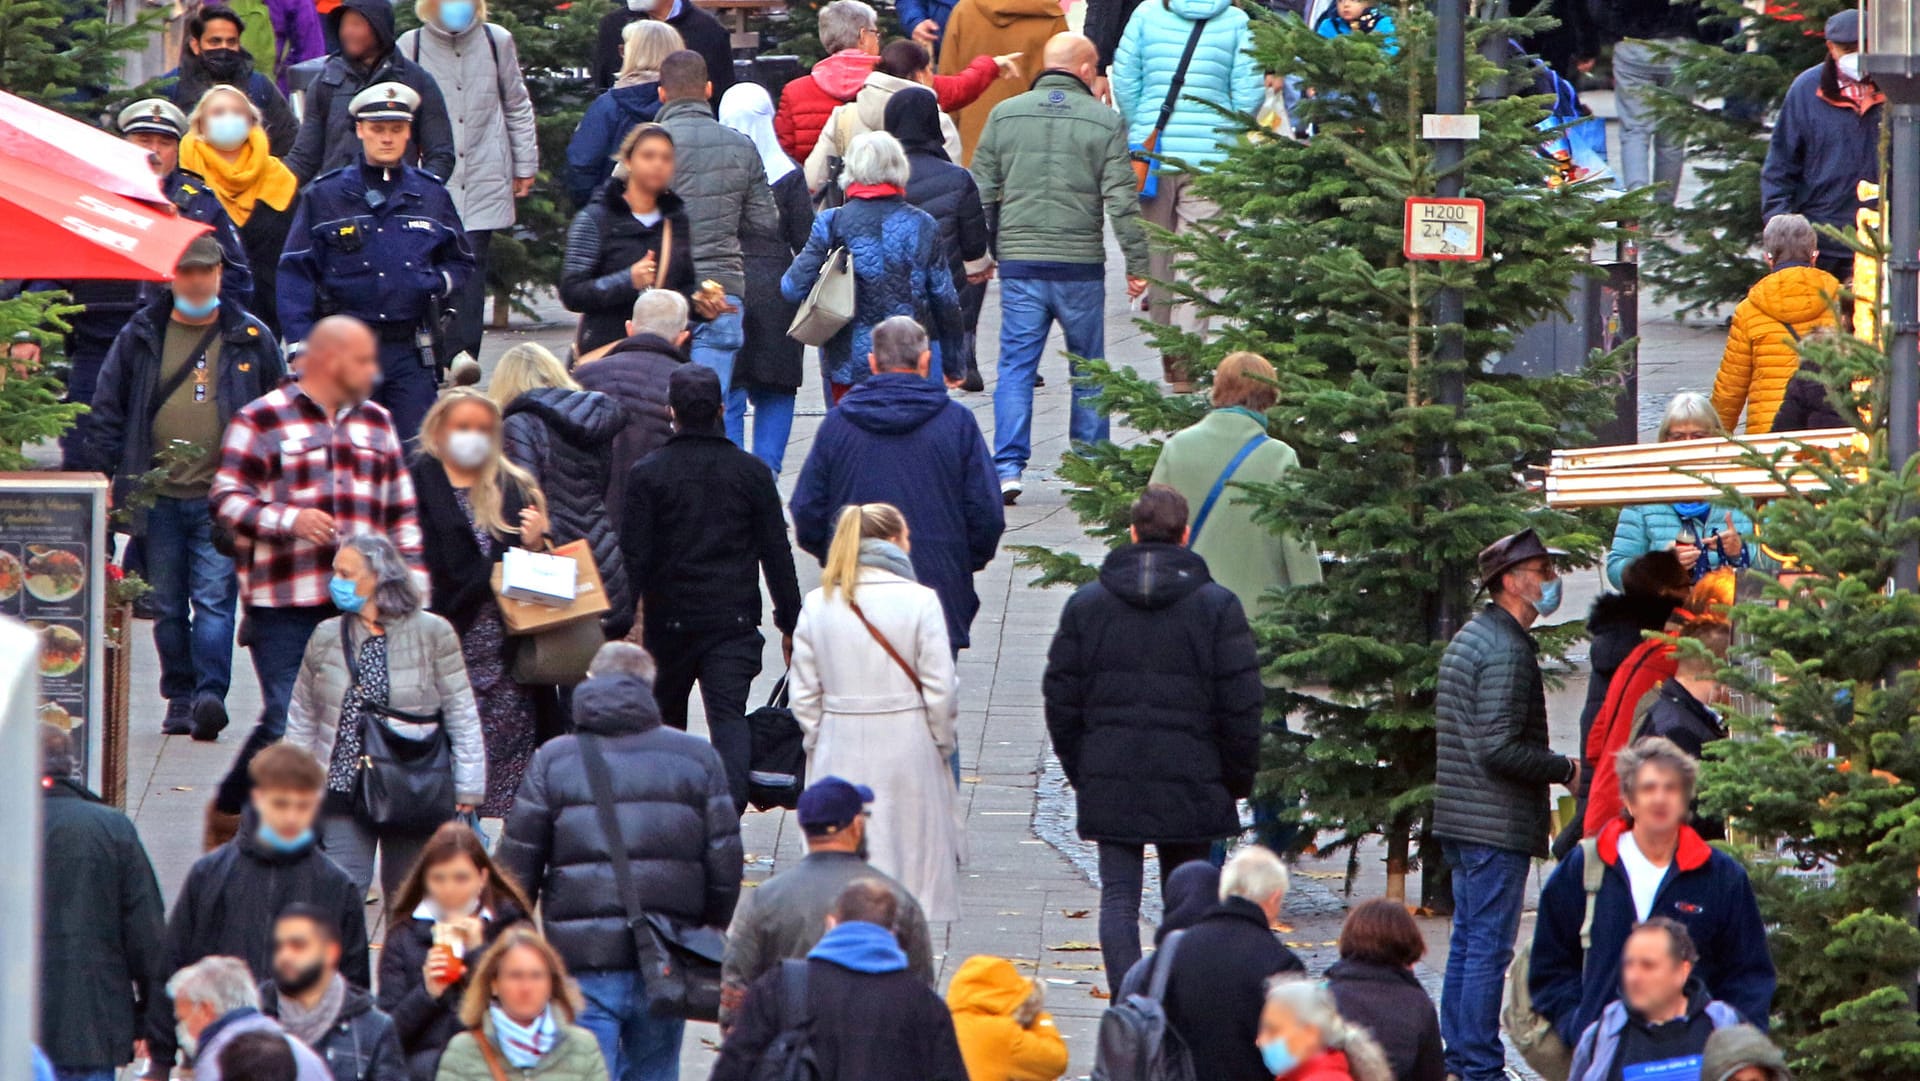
[791,503,962,922]
[180,85,299,334]
[566,20,684,205]
[492,345,632,639]
[434,928,608,1081]
[411,388,550,816]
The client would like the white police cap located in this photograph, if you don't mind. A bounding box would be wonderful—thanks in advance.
[348,82,421,123]
[116,97,189,139]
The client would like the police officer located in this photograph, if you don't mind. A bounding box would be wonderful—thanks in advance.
[278,82,474,442]
[116,98,255,307]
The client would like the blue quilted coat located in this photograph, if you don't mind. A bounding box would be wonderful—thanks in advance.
[1111,0,1263,172]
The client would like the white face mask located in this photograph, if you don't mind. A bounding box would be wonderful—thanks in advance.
[1836,52,1862,82]
[445,429,494,469]
[626,0,648,11]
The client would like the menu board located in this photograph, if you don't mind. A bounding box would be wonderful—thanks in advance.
[0,474,108,791]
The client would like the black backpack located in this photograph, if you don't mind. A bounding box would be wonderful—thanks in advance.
[751,959,821,1081]
[1091,930,1197,1081]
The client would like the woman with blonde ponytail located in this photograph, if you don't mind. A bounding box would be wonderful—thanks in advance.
[792,502,963,922]
[411,388,554,817]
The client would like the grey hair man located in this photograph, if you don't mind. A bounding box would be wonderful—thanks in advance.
[869,315,931,379]
[819,0,879,54]
[588,640,659,684]
[1710,209,1841,433]
[631,289,691,348]
[575,286,704,511]
[1761,213,1819,269]
[774,0,881,162]
[167,957,329,1081]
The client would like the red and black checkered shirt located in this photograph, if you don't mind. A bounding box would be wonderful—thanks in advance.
[211,384,424,608]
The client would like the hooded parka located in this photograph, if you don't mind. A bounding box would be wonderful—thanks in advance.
[396,3,540,231]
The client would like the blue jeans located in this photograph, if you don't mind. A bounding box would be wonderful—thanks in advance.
[724,384,796,472]
[576,970,685,1081]
[691,295,746,397]
[992,277,1109,481]
[145,495,236,703]
[1440,841,1532,1081]
[215,603,333,813]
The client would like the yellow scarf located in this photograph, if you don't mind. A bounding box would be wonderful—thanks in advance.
[179,127,298,226]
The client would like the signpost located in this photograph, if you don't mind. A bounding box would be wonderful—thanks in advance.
[1403,196,1487,262]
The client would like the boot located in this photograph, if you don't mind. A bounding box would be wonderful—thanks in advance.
[1162,354,1196,394]
[960,358,984,393]
[203,800,241,852]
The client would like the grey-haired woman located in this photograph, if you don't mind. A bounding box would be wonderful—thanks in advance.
[283,533,485,899]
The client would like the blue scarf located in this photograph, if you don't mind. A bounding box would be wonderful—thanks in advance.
[489,1004,556,1069]
[1671,501,1712,521]
[858,539,917,582]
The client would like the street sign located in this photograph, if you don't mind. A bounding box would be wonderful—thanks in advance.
[1403,196,1486,262]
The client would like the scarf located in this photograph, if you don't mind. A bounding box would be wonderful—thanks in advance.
[179,127,297,226]
[718,82,797,185]
[277,973,348,1048]
[859,538,917,581]
[490,1003,557,1069]
[846,182,904,199]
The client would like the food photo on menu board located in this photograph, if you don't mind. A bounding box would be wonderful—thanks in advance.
[0,487,98,745]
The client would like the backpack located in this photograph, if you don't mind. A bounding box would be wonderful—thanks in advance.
[1502,837,1604,1081]
[1091,931,1197,1081]
[751,960,821,1081]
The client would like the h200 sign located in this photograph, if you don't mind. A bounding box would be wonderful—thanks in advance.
[1403,197,1486,262]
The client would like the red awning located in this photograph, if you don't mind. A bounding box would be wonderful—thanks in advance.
[0,89,168,205]
[0,153,210,281]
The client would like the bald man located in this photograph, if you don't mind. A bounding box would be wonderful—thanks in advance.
[206,312,425,840]
[969,31,1150,505]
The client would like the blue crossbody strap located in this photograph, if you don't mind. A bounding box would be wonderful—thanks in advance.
[1189,433,1268,546]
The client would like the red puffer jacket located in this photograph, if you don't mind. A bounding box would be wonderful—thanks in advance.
[775,49,997,160]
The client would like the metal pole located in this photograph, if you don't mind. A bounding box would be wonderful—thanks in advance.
[1432,0,1467,641]
[1888,101,1920,592]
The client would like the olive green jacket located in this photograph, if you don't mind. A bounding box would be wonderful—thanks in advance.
[434,1020,608,1081]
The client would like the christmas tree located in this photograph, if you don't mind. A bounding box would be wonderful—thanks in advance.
[1019,5,1650,902]
[0,0,159,117]
[0,293,86,470]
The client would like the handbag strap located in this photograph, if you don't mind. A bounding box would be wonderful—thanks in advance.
[1154,12,1210,137]
[470,1028,514,1081]
[849,601,922,692]
[656,217,673,290]
[767,670,790,709]
[578,733,647,933]
[148,322,224,423]
[1146,929,1184,1001]
[1189,432,1267,545]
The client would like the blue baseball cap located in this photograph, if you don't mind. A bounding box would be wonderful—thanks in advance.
[796,776,874,834]
[1824,9,1858,45]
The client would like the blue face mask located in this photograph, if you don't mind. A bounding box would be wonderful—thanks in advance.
[1260,1039,1299,1078]
[1532,575,1564,617]
[256,823,314,853]
[174,293,220,319]
[1671,501,1712,521]
[330,575,368,613]
[204,112,251,150]
[439,0,477,31]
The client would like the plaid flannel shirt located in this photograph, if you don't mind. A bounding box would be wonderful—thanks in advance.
[211,384,425,608]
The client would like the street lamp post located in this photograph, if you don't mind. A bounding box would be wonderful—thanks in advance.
[1863,0,1920,590]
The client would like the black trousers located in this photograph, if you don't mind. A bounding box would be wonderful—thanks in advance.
[649,620,764,814]
[446,228,493,363]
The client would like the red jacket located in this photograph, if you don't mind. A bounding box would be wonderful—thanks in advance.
[1582,636,1679,834]
[1278,1050,1358,1081]
[774,49,997,160]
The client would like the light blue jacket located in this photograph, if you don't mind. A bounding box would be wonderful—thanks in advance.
[1567,997,1745,1081]
[1606,503,1773,591]
[1111,0,1263,172]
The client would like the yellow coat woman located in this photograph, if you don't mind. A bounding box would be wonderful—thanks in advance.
[1710,261,1839,434]
[946,956,1068,1081]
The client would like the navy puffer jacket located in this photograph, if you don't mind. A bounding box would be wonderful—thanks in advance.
[501,386,630,638]
[884,87,989,287]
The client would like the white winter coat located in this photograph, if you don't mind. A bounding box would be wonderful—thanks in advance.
[395,13,538,231]
[792,567,963,922]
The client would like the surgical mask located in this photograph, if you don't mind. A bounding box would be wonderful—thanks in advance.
[1260,1039,1299,1078]
[174,293,220,319]
[176,1024,198,1059]
[1532,576,1564,617]
[445,429,493,469]
[274,959,329,996]
[627,0,648,10]
[1836,52,1862,82]
[199,46,248,80]
[439,0,477,31]
[255,823,314,853]
[205,112,251,150]
[330,575,368,613]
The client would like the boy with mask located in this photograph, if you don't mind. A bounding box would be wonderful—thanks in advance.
[262,906,406,1081]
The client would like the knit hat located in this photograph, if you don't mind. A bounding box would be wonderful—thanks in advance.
[1701,1024,1791,1081]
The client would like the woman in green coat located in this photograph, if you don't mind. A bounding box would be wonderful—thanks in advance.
[435,929,609,1081]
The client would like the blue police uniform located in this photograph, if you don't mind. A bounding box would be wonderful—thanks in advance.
[163,169,254,308]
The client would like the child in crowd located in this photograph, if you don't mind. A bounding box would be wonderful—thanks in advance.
[1314,0,1396,43]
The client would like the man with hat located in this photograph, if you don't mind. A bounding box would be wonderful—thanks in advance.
[719,777,934,1029]
[118,97,256,308]
[1762,9,1884,282]
[1433,527,1582,1081]
[278,81,474,442]
[283,0,456,183]
[87,235,284,739]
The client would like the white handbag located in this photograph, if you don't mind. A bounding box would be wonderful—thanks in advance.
[787,212,855,347]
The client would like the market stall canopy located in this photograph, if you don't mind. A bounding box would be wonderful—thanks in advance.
[0,89,167,205]
[1544,429,1865,507]
[0,154,209,281]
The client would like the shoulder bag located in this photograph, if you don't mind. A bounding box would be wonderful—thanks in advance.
[1131,12,1209,199]
[343,621,457,833]
[747,673,806,812]
[787,211,854,347]
[1187,432,1268,546]
[1501,836,1602,1081]
[470,1028,513,1081]
[577,731,726,1021]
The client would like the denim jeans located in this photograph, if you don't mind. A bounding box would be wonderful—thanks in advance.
[691,295,746,398]
[1612,38,1687,205]
[724,384,796,472]
[1440,840,1533,1081]
[1096,840,1214,998]
[145,495,237,704]
[215,604,333,813]
[576,969,685,1081]
[992,276,1109,481]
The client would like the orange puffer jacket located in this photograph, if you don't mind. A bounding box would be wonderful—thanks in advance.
[1711,263,1840,433]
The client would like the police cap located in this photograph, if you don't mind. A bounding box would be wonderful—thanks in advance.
[116,98,188,139]
[349,82,421,123]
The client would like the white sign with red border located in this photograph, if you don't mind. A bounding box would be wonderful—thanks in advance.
[1403,197,1486,262]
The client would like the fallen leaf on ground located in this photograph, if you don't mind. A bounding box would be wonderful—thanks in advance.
[1051,962,1103,971]
[1048,941,1101,951]
[1062,909,1090,918]
[1090,987,1111,999]
[1273,921,1294,933]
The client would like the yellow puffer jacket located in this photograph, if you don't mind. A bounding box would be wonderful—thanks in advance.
[1711,264,1840,433]
[946,956,1068,1081]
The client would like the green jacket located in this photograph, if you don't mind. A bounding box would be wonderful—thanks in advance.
[969,71,1150,274]
[1148,408,1322,615]
[435,1020,608,1081]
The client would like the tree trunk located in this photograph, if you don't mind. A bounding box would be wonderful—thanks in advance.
[490,290,512,329]
[1385,808,1412,903]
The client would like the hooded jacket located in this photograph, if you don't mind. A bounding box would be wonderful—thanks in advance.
[395,11,540,232]
[1566,982,1745,1081]
[163,44,300,156]
[284,0,458,182]
[377,900,529,1081]
[1711,263,1840,434]
[566,82,664,206]
[560,184,698,356]
[1530,818,1776,1050]
[572,331,686,517]
[946,956,1069,1081]
[1114,861,1221,998]
[939,0,1067,162]
[1042,542,1263,843]
[1700,1024,1790,1081]
[260,981,407,1081]
[804,72,963,192]
[192,1011,334,1081]
[886,88,990,286]
[1325,960,1444,1081]
[1162,897,1306,1081]
[501,386,631,638]
[1111,0,1264,171]
[790,373,1005,649]
[656,97,782,297]
[495,674,743,973]
[1761,62,1882,260]
[776,49,1001,161]
[1567,590,1678,841]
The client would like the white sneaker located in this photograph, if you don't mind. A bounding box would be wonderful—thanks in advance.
[1000,478,1023,505]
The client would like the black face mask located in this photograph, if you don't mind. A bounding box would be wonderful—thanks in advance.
[274,959,329,996]
[199,47,249,80]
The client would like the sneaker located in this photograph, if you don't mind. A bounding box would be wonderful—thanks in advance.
[190,693,229,742]
[161,698,191,736]
[1001,478,1022,506]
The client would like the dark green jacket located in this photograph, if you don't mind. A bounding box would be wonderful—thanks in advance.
[969,71,1150,274]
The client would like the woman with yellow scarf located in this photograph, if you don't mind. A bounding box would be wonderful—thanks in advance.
[180,85,299,334]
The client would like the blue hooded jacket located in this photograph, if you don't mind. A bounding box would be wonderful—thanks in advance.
[566,83,665,207]
[807,920,909,973]
[789,373,1005,649]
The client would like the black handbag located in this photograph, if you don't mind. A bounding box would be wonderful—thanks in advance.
[342,623,456,834]
[747,673,805,812]
[578,732,726,1021]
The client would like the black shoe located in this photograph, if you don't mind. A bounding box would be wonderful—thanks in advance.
[961,362,984,393]
[1033,373,1046,388]
[190,694,229,742]
[132,594,158,621]
[161,698,191,736]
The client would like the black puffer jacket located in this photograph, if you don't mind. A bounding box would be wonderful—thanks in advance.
[284,0,456,182]
[572,332,686,529]
[1163,898,1305,1081]
[1772,367,1849,432]
[884,87,988,287]
[1326,960,1445,1081]
[261,981,407,1081]
[1433,604,1576,857]
[1041,543,1263,844]
[377,902,529,1081]
[502,386,630,639]
[496,674,743,973]
[560,184,698,356]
